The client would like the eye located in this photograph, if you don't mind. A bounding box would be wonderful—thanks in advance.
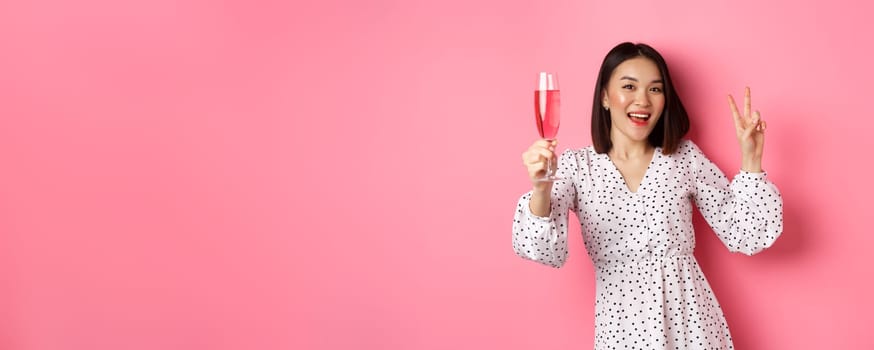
[622,84,635,90]
[650,86,663,93]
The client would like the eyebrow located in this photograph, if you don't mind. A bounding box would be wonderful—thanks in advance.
[620,76,663,84]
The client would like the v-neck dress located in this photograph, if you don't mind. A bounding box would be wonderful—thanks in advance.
[512,140,783,349]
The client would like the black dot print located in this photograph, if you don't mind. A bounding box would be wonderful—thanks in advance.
[512,140,784,349]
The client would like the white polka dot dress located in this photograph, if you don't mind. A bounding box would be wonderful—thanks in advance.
[512,140,783,350]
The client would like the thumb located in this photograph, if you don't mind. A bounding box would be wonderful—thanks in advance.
[743,112,759,139]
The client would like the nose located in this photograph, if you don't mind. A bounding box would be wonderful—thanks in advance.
[634,90,651,107]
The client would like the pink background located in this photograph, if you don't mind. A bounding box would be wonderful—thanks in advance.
[1,0,871,349]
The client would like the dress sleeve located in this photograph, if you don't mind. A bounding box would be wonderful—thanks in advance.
[511,150,580,268]
[689,142,784,255]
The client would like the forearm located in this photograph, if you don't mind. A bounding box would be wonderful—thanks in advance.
[725,173,784,255]
[513,189,569,268]
[528,186,552,217]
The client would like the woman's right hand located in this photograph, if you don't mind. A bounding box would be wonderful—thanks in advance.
[521,139,557,191]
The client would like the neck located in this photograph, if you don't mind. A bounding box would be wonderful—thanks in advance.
[609,129,652,160]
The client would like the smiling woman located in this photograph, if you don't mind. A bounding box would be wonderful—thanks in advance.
[603,59,666,145]
[515,42,783,349]
[592,44,689,157]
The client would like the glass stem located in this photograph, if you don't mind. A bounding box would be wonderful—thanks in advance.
[546,154,553,178]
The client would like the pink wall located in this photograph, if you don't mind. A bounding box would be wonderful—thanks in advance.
[1,0,871,349]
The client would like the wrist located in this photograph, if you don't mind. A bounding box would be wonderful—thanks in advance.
[532,183,552,195]
[741,156,763,173]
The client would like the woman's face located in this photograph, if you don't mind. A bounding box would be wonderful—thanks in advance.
[602,57,665,144]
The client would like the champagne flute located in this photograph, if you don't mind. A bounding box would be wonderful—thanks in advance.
[534,72,561,181]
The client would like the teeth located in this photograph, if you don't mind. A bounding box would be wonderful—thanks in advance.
[629,113,649,119]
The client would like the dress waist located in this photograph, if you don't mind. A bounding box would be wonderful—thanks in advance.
[593,253,696,270]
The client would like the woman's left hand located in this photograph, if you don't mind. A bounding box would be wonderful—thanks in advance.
[728,86,765,172]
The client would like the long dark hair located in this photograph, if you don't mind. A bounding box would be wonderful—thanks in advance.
[591,42,689,154]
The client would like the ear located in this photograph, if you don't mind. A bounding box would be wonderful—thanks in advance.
[600,89,609,108]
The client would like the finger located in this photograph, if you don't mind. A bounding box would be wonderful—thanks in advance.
[530,144,556,156]
[754,111,766,133]
[525,142,553,157]
[536,148,555,161]
[756,119,766,132]
[534,139,558,148]
[529,160,547,176]
[757,121,767,151]
[523,152,537,165]
[743,114,758,138]
[727,95,742,129]
[523,150,547,165]
[728,94,743,129]
[524,149,553,165]
[744,86,751,119]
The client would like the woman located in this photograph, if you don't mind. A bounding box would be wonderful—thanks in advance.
[513,42,783,349]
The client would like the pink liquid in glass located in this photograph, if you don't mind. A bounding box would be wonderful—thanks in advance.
[535,90,560,139]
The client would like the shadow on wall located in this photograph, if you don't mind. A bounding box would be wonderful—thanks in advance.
[693,103,811,350]
[665,44,810,263]
[661,44,812,348]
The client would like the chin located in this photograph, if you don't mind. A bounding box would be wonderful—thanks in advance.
[628,129,653,141]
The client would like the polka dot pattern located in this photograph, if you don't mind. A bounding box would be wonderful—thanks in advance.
[512,140,783,349]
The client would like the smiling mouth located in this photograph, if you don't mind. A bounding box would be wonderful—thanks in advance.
[628,112,650,124]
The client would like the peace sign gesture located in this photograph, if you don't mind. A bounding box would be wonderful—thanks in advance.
[728,87,766,172]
